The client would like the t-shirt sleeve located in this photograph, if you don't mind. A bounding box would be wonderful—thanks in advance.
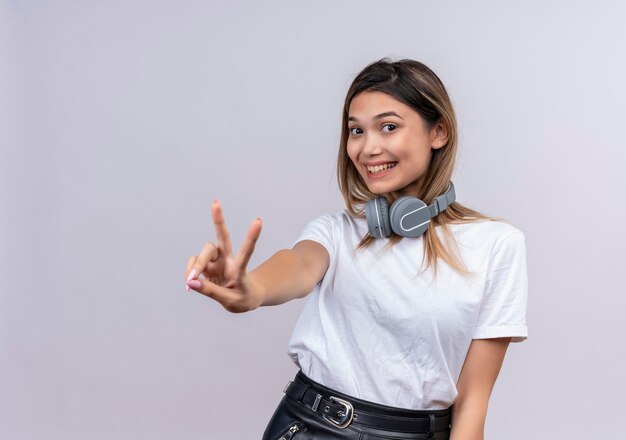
[291,213,336,262]
[473,231,529,343]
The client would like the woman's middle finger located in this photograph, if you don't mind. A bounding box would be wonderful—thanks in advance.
[235,217,262,274]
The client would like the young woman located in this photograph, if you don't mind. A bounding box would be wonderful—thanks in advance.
[184,58,528,440]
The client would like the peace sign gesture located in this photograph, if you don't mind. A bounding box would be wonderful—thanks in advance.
[185,198,264,313]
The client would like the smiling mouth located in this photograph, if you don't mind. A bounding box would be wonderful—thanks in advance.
[366,162,398,174]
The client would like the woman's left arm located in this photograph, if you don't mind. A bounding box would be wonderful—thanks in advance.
[449,337,511,440]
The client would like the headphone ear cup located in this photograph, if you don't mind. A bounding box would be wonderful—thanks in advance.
[365,196,392,238]
[389,196,431,238]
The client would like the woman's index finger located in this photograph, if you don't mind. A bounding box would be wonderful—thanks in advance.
[211,198,234,257]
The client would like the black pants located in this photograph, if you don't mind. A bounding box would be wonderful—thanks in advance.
[262,370,452,439]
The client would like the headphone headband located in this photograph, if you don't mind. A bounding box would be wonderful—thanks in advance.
[428,181,456,218]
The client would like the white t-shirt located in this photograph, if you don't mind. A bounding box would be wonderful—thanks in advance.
[286,209,528,410]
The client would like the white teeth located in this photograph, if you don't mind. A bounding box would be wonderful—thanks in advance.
[367,162,397,173]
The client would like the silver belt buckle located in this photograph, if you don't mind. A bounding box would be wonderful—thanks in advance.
[322,396,354,429]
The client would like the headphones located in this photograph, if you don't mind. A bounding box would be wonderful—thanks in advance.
[365,181,456,238]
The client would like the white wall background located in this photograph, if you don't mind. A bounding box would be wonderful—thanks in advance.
[1,0,625,438]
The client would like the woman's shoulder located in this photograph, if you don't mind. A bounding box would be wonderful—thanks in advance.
[303,208,368,237]
[445,218,525,248]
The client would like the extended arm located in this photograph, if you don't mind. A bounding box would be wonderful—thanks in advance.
[249,240,330,307]
[449,337,511,440]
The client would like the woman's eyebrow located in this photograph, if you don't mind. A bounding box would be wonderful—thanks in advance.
[348,111,404,122]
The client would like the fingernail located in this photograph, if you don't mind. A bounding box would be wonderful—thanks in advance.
[186,284,190,292]
[214,197,220,204]
[187,279,201,289]
[257,217,262,222]
[186,269,197,282]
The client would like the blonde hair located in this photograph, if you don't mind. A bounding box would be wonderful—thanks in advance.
[337,58,509,281]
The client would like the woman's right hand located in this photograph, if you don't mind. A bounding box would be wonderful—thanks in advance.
[185,198,264,313]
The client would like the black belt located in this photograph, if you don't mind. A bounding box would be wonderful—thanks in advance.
[283,372,452,434]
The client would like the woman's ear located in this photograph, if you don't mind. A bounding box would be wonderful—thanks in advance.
[431,120,449,149]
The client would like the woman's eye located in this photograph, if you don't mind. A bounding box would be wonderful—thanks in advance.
[349,127,362,135]
[382,124,397,132]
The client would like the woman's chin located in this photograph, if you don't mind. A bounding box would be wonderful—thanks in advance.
[365,182,397,196]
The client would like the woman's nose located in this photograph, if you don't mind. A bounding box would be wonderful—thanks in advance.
[362,136,383,156]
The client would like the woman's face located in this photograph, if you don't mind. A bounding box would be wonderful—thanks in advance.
[346,91,447,199]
